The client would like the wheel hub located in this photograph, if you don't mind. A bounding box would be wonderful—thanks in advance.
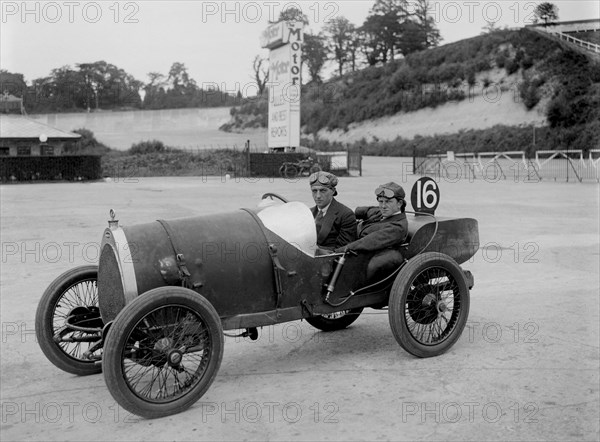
[167,349,183,368]
[407,286,439,325]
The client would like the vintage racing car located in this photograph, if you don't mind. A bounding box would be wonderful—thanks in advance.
[35,179,479,419]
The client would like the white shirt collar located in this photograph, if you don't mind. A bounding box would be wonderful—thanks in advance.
[319,202,332,216]
[382,210,403,219]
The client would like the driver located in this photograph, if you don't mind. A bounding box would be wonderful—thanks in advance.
[309,171,357,250]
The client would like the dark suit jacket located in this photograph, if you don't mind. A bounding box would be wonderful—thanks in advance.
[311,198,357,249]
[343,211,408,253]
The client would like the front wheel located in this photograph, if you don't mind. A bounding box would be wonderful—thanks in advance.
[388,252,470,358]
[306,308,363,331]
[35,265,103,375]
[103,287,224,419]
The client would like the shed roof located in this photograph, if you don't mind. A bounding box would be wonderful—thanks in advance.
[0,115,81,140]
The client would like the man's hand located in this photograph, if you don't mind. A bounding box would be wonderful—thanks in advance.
[355,206,382,222]
[365,207,382,224]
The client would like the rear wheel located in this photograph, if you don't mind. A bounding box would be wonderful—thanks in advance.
[388,252,470,358]
[103,287,223,419]
[35,265,103,375]
[306,308,363,331]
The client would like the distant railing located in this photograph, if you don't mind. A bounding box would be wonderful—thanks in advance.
[553,32,600,53]
[414,150,600,182]
[527,21,600,54]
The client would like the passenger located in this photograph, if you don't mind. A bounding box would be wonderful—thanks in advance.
[309,171,357,250]
[335,182,408,253]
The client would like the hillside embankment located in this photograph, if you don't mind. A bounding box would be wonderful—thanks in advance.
[28,107,266,151]
[316,69,548,144]
[222,28,600,155]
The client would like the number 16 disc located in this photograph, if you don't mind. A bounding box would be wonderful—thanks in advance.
[411,177,440,215]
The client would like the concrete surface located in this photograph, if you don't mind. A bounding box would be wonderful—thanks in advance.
[27,108,268,151]
[1,156,598,441]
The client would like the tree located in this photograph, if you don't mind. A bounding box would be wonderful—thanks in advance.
[367,0,410,60]
[252,55,269,95]
[481,20,499,34]
[77,62,107,110]
[0,70,27,97]
[167,62,196,92]
[143,72,167,108]
[534,2,559,26]
[359,14,394,65]
[324,16,356,76]
[45,65,86,110]
[412,0,441,48]
[396,20,429,55]
[165,62,198,108]
[347,29,363,72]
[76,61,141,110]
[0,70,30,112]
[275,5,309,25]
[302,33,328,83]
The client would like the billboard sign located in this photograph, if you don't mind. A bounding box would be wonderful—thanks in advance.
[261,21,303,150]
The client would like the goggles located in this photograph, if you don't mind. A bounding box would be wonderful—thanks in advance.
[309,173,334,186]
[375,186,397,199]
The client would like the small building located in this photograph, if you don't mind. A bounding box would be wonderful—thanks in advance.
[0,114,81,157]
[0,94,102,182]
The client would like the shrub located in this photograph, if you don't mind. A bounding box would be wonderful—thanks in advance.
[129,140,166,154]
[505,59,519,75]
[495,49,508,68]
[66,129,110,154]
[519,76,542,110]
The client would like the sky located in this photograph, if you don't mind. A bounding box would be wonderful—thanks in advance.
[1,0,599,94]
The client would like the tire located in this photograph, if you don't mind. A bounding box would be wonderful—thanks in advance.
[306,308,364,331]
[278,164,287,178]
[103,287,224,419]
[282,164,299,179]
[388,252,470,358]
[35,265,103,375]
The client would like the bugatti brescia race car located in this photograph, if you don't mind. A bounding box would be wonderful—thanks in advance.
[36,177,479,419]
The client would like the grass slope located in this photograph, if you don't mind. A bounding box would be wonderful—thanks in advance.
[224,28,600,154]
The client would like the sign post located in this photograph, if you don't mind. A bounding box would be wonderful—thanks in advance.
[260,21,303,152]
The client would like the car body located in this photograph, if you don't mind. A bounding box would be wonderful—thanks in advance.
[36,191,479,419]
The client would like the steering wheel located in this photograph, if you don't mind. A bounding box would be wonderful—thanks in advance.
[261,193,289,203]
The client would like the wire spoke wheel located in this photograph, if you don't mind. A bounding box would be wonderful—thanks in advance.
[35,265,104,375]
[123,307,211,403]
[404,267,460,344]
[103,287,223,419]
[389,252,470,358]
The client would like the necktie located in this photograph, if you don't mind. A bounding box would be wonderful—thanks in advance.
[315,210,324,234]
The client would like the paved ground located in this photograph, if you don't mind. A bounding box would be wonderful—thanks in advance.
[1,156,598,441]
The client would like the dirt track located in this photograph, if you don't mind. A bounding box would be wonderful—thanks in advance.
[1,157,598,441]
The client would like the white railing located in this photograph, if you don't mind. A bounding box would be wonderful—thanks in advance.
[415,150,600,182]
[553,32,600,53]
